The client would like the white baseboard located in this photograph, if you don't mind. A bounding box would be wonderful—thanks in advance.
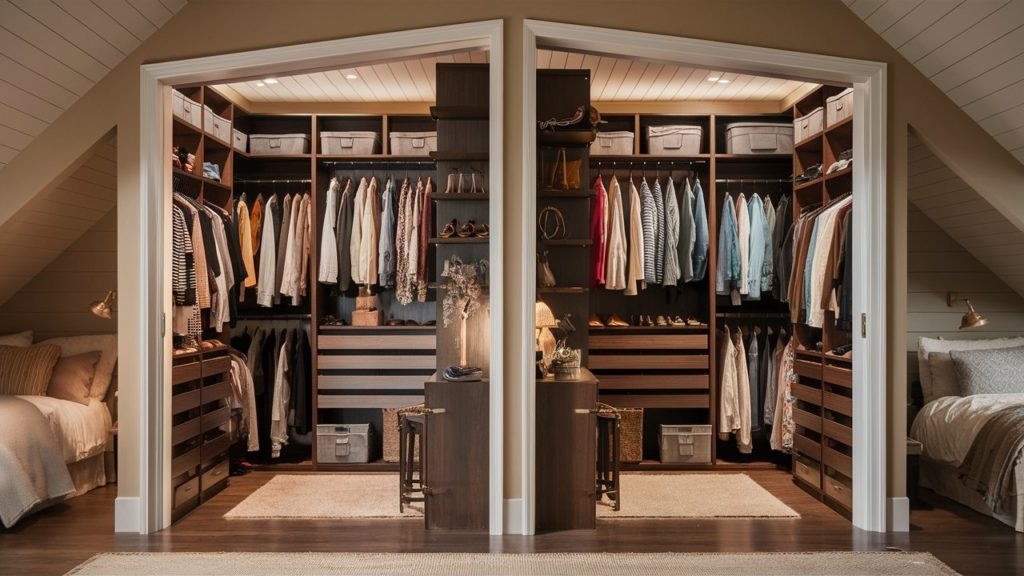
[887,496,910,532]
[503,498,524,535]
[114,496,142,533]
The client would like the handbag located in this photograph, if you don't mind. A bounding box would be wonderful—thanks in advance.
[537,250,557,288]
[537,206,567,240]
[546,148,580,191]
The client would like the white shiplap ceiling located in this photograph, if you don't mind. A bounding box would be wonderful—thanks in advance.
[0,0,188,173]
[845,0,1024,165]
[908,131,1024,298]
[217,49,818,104]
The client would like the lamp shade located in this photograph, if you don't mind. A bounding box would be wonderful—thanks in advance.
[959,300,987,330]
[535,301,558,329]
[90,290,116,320]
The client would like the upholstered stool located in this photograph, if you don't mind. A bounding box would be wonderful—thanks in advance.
[399,412,426,512]
[596,403,621,511]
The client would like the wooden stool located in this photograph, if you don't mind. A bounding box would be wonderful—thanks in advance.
[596,409,621,511]
[399,413,426,512]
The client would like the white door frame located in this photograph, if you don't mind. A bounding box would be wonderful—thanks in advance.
[129,20,505,534]
[519,20,890,534]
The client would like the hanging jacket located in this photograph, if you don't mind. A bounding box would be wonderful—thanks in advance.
[661,177,681,287]
[679,178,696,283]
[378,178,396,288]
[771,195,792,301]
[736,193,750,296]
[274,194,293,304]
[734,328,752,454]
[625,179,645,296]
[416,177,432,302]
[395,178,413,304]
[719,325,739,440]
[590,176,608,288]
[349,178,368,285]
[746,194,768,300]
[335,179,355,292]
[250,194,263,256]
[604,176,627,291]
[256,195,280,307]
[640,178,657,285]
[715,194,739,295]
[317,177,341,284]
[652,178,665,284]
[691,178,709,282]
[236,195,257,290]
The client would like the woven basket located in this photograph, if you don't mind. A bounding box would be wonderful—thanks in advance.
[382,404,424,463]
[616,406,644,462]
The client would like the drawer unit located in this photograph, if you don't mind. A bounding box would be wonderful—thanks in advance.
[200,405,230,434]
[793,432,821,461]
[824,473,853,510]
[794,358,821,379]
[201,458,230,493]
[172,415,201,445]
[793,455,821,490]
[172,361,201,385]
[201,379,231,404]
[173,476,199,510]
[203,355,231,378]
[793,407,821,433]
[824,445,853,478]
[171,445,201,478]
[172,388,201,415]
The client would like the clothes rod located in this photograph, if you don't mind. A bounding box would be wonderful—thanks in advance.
[236,313,312,320]
[716,312,791,319]
[715,178,792,184]
[591,160,708,166]
[321,160,435,166]
[235,178,312,184]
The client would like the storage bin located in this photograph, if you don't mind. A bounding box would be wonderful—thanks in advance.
[382,405,424,463]
[389,131,437,156]
[725,122,794,155]
[249,133,310,155]
[647,125,702,155]
[203,106,232,143]
[316,423,374,464]
[826,87,854,127]
[659,424,712,464]
[618,407,643,462]
[590,131,634,156]
[232,129,247,153]
[794,454,821,490]
[172,89,202,129]
[320,131,380,155]
[793,107,823,142]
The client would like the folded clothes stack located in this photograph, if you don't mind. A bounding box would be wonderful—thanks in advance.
[443,364,483,382]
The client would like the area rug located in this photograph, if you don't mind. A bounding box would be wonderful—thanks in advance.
[67,552,960,575]
[223,473,797,519]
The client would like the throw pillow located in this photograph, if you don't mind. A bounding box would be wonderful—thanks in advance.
[950,346,1024,396]
[918,336,1024,403]
[0,344,62,396]
[46,351,102,406]
[0,330,32,347]
[38,334,117,400]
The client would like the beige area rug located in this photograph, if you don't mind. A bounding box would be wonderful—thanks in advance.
[224,473,796,520]
[67,552,960,575]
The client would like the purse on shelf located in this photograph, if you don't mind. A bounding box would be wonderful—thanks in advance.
[538,250,557,288]
[545,147,580,191]
[538,206,567,240]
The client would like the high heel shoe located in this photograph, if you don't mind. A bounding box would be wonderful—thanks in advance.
[475,224,490,238]
[589,313,605,327]
[444,173,456,195]
[457,220,477,238]
[606,314,629,327]
[440,219,458,238]
[457,171,465,194]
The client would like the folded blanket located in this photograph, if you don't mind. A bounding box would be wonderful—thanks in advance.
[959,404,1024,514]
[0,396,75,527]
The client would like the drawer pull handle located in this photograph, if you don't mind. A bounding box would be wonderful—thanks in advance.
[183,485,193,492]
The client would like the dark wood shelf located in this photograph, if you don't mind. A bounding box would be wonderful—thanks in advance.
[316,154,435,162]
[318,325,436,333]
[540,239,591,247]
[538,286,589,294]
[429,236,488,244]
[173,167,230,191]
[794,176,823,192]
[173,116,203,137]
[433,193,489,201]
[715,153,792,162]
[826,115,853,135]
[204,132,232,150]
[794,132,823,150]
[589,325,709,332]
[429,151,488,161]
[430,105,487,120]
[825,165,852,181]
[237,152,311,159]
[538,189,592,198]
[622,459,783,472]
[538,129,597,146]
[589,153,711,163]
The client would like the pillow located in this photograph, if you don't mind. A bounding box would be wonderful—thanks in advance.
[918,336,1024,403]
[38,334,117,399]
[46,351,102,406]
[0,343,62,396]
[0,330,32,347]
[950,346,1024,396]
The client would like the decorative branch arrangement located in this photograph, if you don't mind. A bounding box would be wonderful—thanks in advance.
[440,255,489,367]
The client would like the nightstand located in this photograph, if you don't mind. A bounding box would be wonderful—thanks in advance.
[907,437,923,508]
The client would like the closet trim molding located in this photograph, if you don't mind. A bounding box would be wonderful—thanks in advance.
[137,19,505,535]
[520,20,890,534]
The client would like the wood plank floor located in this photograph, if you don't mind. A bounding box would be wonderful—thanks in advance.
[2,470,1021,576]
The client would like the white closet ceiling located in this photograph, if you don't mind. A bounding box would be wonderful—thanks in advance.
[845,0,1024,165]
[216,49,819,104]
[0,0,188,172]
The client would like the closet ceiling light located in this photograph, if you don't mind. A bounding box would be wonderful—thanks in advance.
[263,78,279,84]
[345,73,359,80]
[718,79,731,84]
[256,82,265,87]
[706,76,720,82]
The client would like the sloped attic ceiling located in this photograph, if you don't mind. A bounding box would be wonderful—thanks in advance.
[845,0,1024,165]
[0,0,188,172]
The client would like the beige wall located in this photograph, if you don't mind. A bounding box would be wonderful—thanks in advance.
[0,209,117,340]
[4,0,1024,513]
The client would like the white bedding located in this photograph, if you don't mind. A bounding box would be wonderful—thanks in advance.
[911,393,1024,466]
[16,395,111,465]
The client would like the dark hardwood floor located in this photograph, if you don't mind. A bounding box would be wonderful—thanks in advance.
[2,470,1021,576]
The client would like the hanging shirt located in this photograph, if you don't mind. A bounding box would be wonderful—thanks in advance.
[335,179,355,292]
[679,178,696,283]
[770,339,795,452]
[809,196,853,327]
[281,193,305,299]
[590,176,608,288]
[378,178,396,288]
[736,193,750,296]
[772,195,792,301]
[734,328,752,454]
[625,179,645,296]
[416,177,432,302]
[395,178,413,304]
[746,194,768,300]
[715,194,739,295]
[747,331,761,435]
[365,177,381,287]
[407,178,422,294]
[661,178,681,287]
[640,179,657,285]
[270,330,293,459]
[604,176,627,291]
[256,195,280,307]
[237,195,257,290]
[691,178,709,282]
[250,194,264,256]
[298,194,312,299]
[274,194,293,304]
[349,178,368,285]
[764,196,776,291]
[652,177,665,284]
[317,177,341,284]
[719,325,740,440]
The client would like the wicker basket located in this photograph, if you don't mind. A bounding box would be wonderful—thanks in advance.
[382,404,424,463]
[598,403,643,462]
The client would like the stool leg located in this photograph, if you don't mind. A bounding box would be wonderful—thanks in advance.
[399,418,407,512]
[613,418,621,511]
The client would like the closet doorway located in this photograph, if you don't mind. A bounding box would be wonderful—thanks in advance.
[137,21,504,535]
[521,21,889,534]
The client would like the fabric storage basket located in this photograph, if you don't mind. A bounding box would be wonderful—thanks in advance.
[316,423,373,464]
[232,129,247,153]
[826,87,854,127]
[793,107,823,142]
[647,125,702,155]
[249,133,310,155]
[591,131,634,156]
[617,407,643,462]
[390,131,437,156]
[659,424,712,464]
[203,106,232,143]
[171,89,202,129]
[321,131,380,155]
[725,122,794,155]
[382,404,424,463]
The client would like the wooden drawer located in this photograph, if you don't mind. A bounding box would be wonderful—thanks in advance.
[589,354,708,370]
[171,445,200,478]
[589,333,708,350]
[824,445,853,478]
[318,374,428,391]
[203,355,231,378]
[200,405,230,434]
[203,430,231,462]
[793,408,821,433]
[172,388,201,416]
[791,383,821,406]
[793,455,821,490]
[319,333,436,350]
[824,390,852,417]
[172,361,201,385]
[318,354,435,370]
[317,394,424,409]
[598,393,709,409]
[793,433,821,460]
[201,379,231,404]
[173,476,199,509]
[597,374,709,390]
[794,359,821,380]
[201,458,230,492]
[824,473,852,510]
[823,418,853,446]
[823,364,852,388]
[171,415,201,446]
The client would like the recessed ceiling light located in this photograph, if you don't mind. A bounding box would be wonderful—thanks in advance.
[345,73,358,80]
[256,82,265,87]
[707,76,720,82]
[263,78,279,84]
[718,79,731,84]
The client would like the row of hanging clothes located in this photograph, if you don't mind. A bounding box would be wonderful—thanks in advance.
[717,317,796,455]
[318,169,433,305]
[589,165,710,295]
[784,192,853,331]
[715,180,792,305]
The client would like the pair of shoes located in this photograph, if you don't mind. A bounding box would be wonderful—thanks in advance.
[443,365,483,382]
[606,314,630,327]
[386,318,423,326]
[443,171,486,195]
[794,163,822,183]
[826,157,853,175]
[589,313,604,327]
[321,315,348,326]
[440,219,490,238]
[633,315,656,327]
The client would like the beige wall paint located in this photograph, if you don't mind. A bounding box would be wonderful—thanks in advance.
[4,0,1024,511]
[0,209,117,340]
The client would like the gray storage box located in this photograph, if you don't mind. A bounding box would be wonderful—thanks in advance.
[725,122,794,155]
[826,87,853,127]
[317,423,374,463]
[321,131,380,155]
[232,129,247,153]
[203,105,232,143]
[647,125,702,155]
[172,89,202,129]
[793,107,823,142]
[390,131,437,156]
[591,131,634,156]
[250,133,310,155]
[659,424,712,464]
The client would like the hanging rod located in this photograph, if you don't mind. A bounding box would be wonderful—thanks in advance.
[716,312,791,319]
[234,178,312,184]
[236,313,311,321]
[591,159,708,166]
[715,178,792,184]
[320,160,435,166]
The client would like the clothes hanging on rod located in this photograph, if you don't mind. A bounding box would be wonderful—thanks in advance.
[692,178,709,282]
[661,177,680,287]
[589,175,608,288]
[787,193,852,327]
[718,324,752,454]
[317,177,341,284]
[603,175,627,291]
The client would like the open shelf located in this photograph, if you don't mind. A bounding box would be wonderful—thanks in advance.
[429,236,488,244]
[825,165,852,182]
[433,193,489,201]
[589,153,711,163]
[538,189,592,198]
[794,131,824,149]
[538,286,589,294]
[540,239,591,247]
[826,115,853,135]
[429,151,488,161]
[173,167,230,191]
[794,176,823,192]
[714,153,792,162]
[316,154,435,161]
[240,153,312,159]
